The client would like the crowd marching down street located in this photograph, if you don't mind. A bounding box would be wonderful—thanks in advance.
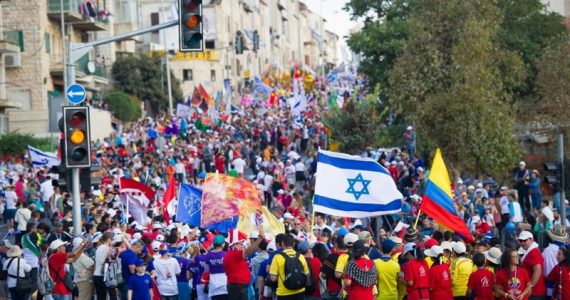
[0,74,569,300]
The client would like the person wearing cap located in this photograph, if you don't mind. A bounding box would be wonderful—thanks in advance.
[528,170,543,210]
[472,216,491,236]
[425,245,453,299]
[515,161,531,212]
[223,230,264,300]
[518,231,547,299]
[48,238,88,300]
[269,234,309,299]
[423,239,439,268]
[359,231,381,260]
[495,248,532,300]
[450,241,474,299]
[546,245,570,299]
[297,241,321,300]
[126,259,152,300]
[93,232,116,300]
[320,235,347,298]
[119,240,145,300]
[4,245,32,300]
[543,226,569,296]
[373,239,400,300]
[335,233,360,279]
[401,242,430,300]
[203,234,229,299]
[466,253,494,300]
[71,237,95,300]
[152,243,181,300]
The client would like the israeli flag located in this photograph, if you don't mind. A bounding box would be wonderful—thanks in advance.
[28,145,60,169]
[314,150,403,218]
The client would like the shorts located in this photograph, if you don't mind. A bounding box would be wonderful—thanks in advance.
[4,209,16,220]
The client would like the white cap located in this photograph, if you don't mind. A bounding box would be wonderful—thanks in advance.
[156,234,165,242]
[541,207,554,222]
[519,161,526,166]
[283,212,294,219]
[132,232,142,241]
[467,185,475,190]
[267,241,277,252]
[113,234,124,244]
[440,241,452,251]
[350,219,362,229]
[49,239,68,251]
[384,162,390,167]
[72,237,84,251]
[92,232,103,243]
[406,125,413,130]
[517,231,534,241]
[107,208,117,218]
[250,231,260,239]
[151,241,162,251]
[153,223,163,230]
[471,215,481,224]
[424,245,443,258]
[451,241,467,254]
[403,242,416,255]
[343,233,359,246]
[476,183,483,188]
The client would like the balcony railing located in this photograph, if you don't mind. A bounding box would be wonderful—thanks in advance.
[76,53,107,78]
[47,0,109,31]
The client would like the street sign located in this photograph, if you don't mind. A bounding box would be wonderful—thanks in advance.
[66,84,86,104]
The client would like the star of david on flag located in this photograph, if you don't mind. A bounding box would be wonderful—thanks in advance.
[314,150,403,218]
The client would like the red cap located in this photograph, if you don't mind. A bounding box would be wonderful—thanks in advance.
[425,239,439,249]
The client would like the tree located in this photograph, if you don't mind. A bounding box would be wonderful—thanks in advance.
[0,132,54,155]
[112,54,183,114]
[534,35,570,125]
[104,90,142,122]
[345,0,411,91]
[323,90,383,154]
[388,0,524,176]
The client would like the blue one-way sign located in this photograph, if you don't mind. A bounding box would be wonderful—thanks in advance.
[66,84,86,104]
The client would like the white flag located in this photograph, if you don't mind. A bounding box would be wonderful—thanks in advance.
[28,145,60,168]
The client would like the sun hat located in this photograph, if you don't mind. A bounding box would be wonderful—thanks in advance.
[451,241,467,254]
[547,225,569,243]
[440,241,452,251]
[49,239,68,251]
[424,245,443,258]
[358,231,373,241]
[7,246,22,258]
[403,227,422,243]
[484,247,502,265]
[389,236,403,246]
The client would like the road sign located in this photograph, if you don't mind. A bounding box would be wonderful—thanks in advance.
[66,84,86,104]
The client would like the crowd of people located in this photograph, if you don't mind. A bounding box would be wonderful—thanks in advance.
[0,95,568,300]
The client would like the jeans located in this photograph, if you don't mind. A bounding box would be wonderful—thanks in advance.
[94,275,117,300]
[227,283,248,300]
[51,294,72,300]
[177,282,190,300]
[120,283,128,300]
[9,288,29,300]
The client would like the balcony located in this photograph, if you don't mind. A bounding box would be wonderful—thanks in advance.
[76,52,107,78]
[47,0,109,31]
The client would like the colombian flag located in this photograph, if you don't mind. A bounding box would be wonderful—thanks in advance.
[420,149,473,243]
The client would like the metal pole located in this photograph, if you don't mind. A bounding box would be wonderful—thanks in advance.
[66,38,81,237]
[558,133,566,225]
[60,0,67,100]
[161,0,174,115]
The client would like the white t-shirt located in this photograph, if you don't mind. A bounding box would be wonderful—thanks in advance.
[232,158,247,174]
[153,257,181,296]
[40,180,54,203]
[94,245,109,276]
[511,202,523,223]
[4,257,31,288]
[499,196,510,214]
[5,191,17,209]
[295,162,305,172]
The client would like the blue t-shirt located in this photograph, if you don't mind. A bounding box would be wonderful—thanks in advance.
[188,255,206,288]
[176,256,191,283]
[119,249,138,282]
[127,273,152,300]
[257,258,270,278]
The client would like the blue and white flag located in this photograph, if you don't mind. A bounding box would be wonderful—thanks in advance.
[176,183,238,232]
[28,145,60,169]
[314,150,403,218]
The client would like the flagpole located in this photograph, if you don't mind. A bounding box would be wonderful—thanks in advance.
[413,209,422,230]
[310,195,316,238]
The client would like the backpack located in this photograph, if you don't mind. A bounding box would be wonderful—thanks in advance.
[104,258,123,288]
[279,252,307,290]
[304,260,316,295]
[0,258,15,281]
[38,259,55,295]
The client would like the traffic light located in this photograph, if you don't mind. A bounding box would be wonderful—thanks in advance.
[253,30,260,53]
[544,161,560,186]
[235,31,244,54]
[63,106,91,168]
[179,0,203,52]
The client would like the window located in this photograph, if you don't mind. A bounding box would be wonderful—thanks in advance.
[205,40,215,49]
[45,33,51,54]
[183,69,193,81]
[151,12,159,33]
[210,70,216,82]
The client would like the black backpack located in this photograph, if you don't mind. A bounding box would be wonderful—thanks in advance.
[304,260,316,295]
[279,252,307,290]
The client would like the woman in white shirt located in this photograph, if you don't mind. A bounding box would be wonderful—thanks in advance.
[4,186,17,229]
[93,232,116,300]
[3,246,32,300]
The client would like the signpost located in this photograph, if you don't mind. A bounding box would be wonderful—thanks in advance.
[65,84,86,105]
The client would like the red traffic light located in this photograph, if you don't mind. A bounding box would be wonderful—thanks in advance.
[70,111,86,127]
[183,0,201,10]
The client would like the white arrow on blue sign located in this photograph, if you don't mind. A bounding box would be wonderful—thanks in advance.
[66,84,86,104]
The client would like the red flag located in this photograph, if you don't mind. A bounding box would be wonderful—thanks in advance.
[119,177,155,205]
[191,87,202,106]
[198,84,214,106]
[162,176,176,225]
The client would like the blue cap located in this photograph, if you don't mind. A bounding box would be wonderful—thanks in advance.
[381,239,396,253]
[337,227,349,236]
[297,241,311,254]
[135,259,146,267]
[213,234,226,247]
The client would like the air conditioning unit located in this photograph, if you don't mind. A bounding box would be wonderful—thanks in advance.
[4,53,22,68]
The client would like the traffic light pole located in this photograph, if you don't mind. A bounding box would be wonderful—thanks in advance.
[65,20,178,237]
[558,133,566,225]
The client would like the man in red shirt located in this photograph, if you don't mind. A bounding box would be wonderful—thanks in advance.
[298,241,321,299]
[223,230,264,300]
[474,216,491,235]
[518,231,547,299]
[467,253,495,300]
[48,239,88,299]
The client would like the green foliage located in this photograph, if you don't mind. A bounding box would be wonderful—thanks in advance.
[388,0,523,175]
[104,90,142,122]
[112,54,183,114]
[0,132,55,155]
[323,90,383,154]
[534,34,570,125]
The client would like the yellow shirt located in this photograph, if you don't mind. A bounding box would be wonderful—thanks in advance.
[391,252,406,300]
[426,256,449,268]
[450,256,474,297]
[374,258,400,300]
[269,249,309,296]
[335,253,370,275]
